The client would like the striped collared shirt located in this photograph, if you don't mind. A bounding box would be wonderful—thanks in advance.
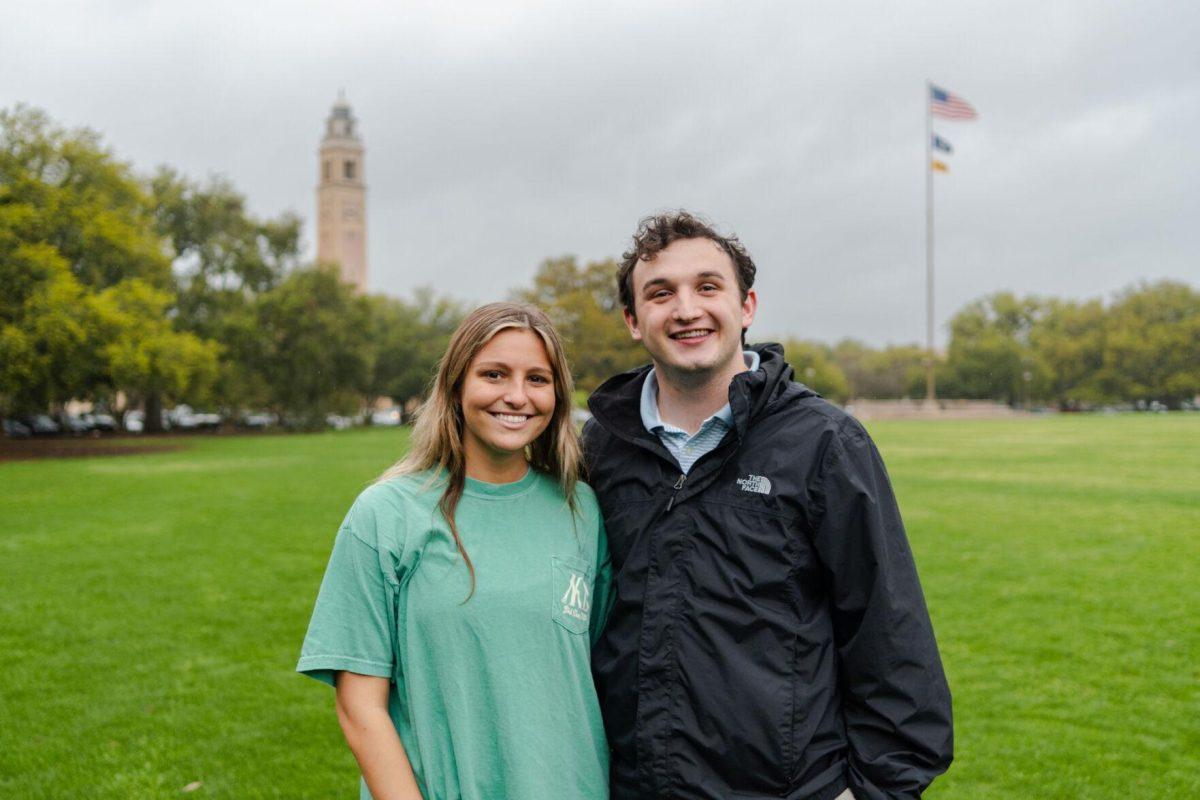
[640,351,761,475]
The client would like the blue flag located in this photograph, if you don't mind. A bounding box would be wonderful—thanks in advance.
[932,134,953,154]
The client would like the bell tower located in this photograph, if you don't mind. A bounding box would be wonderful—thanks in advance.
[317,92,367,292]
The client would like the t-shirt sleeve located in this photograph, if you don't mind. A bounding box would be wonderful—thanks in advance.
[296,524,397,687]
[589,516,615,647]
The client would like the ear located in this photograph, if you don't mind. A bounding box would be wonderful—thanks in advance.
[623,307,643,342]
[740,289,758,331]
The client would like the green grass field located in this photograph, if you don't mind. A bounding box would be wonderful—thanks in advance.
[1,416,1197,798]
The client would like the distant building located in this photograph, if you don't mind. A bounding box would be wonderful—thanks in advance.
[316,93,367,292]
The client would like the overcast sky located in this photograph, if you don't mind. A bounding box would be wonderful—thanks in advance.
[3,0,1197,346]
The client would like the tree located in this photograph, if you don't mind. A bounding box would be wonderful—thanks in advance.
[1028,299,1109,409]
[513,256,645,392]
[149,167,303,410]
[366,288,465,412]
[942,292,1051,405]
[832,339,928,399]
[1101,281,1200,408]
[0,105,197,418]
[92,280,221,423]
[0,240,95,414]
[779,338,850,403]
[150,168,301,310]
[0,105,170,292]
[246,266,374,427]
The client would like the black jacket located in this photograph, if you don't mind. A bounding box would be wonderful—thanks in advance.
[583,344,952,800]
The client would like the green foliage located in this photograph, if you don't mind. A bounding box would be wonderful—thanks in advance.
[245,266,375,426]
[149,166,305,412]
[365,288,466,407]
[832,339,928,399]
[92,279,221,408]
[1102,281,1200,406]
[1029,298,1109,408]
[942,284,1200,408]
[0,105,170,291]
[777,338,850,402]
[151,167,301,327]
[941,293,1050,405]
[513,256,645,392]
[0,106,215,417]
[0,240,96,412]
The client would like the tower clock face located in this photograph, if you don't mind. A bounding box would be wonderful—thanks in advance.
[342,205,361,221]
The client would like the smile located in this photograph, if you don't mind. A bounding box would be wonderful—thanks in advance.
[490,412,533,425]
[670,329,713,340]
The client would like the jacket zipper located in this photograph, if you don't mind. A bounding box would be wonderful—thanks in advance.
[665,473,686,511]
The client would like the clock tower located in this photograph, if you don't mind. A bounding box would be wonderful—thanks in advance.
[317,92,367,291]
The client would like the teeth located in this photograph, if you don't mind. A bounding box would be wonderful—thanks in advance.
[673,330,710,339]
[495,414,529,423]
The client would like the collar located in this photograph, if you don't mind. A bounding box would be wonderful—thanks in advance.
[640,350,761,434]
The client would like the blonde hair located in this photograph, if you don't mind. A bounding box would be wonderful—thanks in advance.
[377,302,582,599]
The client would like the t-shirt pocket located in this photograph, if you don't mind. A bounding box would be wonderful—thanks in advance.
[551,555,593,635]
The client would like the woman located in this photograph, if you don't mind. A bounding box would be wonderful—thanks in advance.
[298,302,611,800]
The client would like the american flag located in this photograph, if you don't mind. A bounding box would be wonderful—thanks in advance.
[930,85,977,120]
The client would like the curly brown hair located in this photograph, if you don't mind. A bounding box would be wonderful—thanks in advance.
[617,210,757,317]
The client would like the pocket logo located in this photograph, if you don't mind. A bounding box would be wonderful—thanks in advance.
[552,556,593,634]
[560,572,591,622]
[736,474,772,495]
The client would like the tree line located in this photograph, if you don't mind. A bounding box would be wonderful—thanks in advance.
[2,105,1197,428]
[781,283,1199,409]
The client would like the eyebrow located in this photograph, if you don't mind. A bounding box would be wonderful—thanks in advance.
[474,360,552,373]
[640,271,727,293]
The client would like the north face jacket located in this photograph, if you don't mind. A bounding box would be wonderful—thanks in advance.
[583,344,952,800]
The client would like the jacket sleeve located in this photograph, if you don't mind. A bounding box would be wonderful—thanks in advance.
[581,416,601,479]
[811,418,953,799]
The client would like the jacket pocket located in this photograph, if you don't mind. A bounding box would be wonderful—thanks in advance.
[551,555,593,634]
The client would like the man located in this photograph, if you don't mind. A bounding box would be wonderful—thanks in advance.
[583,211,953,800]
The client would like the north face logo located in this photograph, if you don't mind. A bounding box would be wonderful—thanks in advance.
[736,474,772,495]
[560,572,591,622]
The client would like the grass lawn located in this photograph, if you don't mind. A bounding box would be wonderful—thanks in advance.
[1,416,1197,798]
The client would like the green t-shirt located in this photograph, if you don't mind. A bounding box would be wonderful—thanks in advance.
[297,467,613,800]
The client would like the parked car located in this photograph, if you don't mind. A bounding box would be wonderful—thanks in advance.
[239,412,277,429]
[3,419,32,439]
[124,410,170,433]
[18,415,60,435]
[91,413,118,432]
[370,408,402,427]
[326,414,354,430]
[63,414,94,435]
[168,405,222,430]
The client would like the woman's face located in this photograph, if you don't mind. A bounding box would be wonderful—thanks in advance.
[459,328,557,470]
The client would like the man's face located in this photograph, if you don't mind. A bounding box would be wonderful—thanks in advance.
[624,237,756,382]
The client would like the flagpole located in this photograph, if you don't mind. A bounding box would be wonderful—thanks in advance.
[924,80,936,405]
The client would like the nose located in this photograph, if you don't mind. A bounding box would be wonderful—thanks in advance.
[503,380,528,407]
[671,290,702,322]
